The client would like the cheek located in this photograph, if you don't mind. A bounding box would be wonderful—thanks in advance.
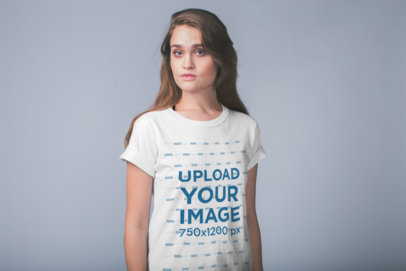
[201,60,218,77]
[170,60,181,79]
[170,59,175,72]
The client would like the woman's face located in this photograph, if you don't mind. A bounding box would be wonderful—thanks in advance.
[170,25,218,94]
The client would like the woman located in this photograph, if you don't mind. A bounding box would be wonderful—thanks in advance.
[120,8,267,271]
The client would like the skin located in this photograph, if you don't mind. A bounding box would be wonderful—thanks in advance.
[124,162,152,271]
[169,24,221,119]
[124,24,264,271]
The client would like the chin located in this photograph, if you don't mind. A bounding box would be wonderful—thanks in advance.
[179,86,200,93]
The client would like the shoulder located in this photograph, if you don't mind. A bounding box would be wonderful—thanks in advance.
[133,108,169,126]
[130,108,170,139]
[227,108,259,129]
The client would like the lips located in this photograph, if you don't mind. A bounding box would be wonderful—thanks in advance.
[181,73,196,77]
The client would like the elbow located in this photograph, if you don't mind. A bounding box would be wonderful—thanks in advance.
[125,213,150,232]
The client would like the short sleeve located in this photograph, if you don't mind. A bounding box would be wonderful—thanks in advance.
[246,120,267,171]
[119,116,158,177]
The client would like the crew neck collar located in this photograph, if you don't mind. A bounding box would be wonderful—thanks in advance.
[167,103,229,127]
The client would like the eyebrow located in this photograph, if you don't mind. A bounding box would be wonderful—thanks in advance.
[170,43,205,48]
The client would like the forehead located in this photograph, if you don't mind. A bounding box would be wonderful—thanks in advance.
[170,25,203,47]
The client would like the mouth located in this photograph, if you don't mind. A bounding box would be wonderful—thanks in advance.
[181,73,197,78]
[181,74,197,80]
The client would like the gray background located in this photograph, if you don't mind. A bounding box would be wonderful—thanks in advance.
[1,0,405,270]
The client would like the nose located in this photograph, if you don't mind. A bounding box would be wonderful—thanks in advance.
[182,52,194,69]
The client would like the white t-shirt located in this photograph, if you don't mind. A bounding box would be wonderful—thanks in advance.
[119,103,267,271]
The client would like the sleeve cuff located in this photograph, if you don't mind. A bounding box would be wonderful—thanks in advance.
[246,145,267,171]
[119,153,155,177]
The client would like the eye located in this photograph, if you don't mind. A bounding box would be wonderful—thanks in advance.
[196,49,206,55]
[172,50,182,56]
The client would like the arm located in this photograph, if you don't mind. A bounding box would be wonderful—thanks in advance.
[246,163,264,271]
[124,161,153,271]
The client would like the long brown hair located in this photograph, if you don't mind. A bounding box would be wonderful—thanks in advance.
[123,8,250,148]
